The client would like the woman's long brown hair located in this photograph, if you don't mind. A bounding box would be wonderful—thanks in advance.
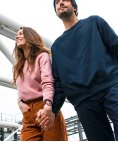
[12,27,51,85]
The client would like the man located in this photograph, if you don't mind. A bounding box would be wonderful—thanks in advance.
[50,0,118,141]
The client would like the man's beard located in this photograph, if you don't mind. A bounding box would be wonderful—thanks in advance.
[57,8,73,19]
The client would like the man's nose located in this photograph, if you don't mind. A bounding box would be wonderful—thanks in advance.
[60,0,64,6]
[60,1,64,7]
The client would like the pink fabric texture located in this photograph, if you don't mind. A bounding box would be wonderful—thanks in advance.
[16,52,54,102]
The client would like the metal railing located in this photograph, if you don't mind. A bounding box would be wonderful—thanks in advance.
[3,125,22,141]
[0,113,13,123]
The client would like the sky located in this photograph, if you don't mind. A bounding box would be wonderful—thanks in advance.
[0,0,118,140]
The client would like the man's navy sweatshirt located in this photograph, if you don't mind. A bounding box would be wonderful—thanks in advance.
[51,15,118,115]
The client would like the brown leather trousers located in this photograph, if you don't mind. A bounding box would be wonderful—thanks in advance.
[20,98,68,141]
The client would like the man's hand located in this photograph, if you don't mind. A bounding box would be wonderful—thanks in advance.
[36,104,55,130]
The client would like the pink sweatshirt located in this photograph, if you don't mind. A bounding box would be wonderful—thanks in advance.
[16,52,54,102]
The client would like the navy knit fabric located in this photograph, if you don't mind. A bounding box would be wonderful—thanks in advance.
[51,15,118,114]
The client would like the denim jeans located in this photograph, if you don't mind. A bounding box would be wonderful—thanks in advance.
[75,84,118,141]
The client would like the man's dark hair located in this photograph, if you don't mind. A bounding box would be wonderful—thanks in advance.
[53,0,78,16]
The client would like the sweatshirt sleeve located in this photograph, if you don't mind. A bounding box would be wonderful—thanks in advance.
[51,50,66,115]
[96,16,118,56]
[39,52,54,103]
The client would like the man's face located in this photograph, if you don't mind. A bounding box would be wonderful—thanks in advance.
[55,0,74,19]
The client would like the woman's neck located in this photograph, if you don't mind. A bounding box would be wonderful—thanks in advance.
[23,47,30,59]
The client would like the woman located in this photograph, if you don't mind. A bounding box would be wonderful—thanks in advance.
[13,27,67,141]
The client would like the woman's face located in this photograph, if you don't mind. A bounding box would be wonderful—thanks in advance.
[16,29,26,48]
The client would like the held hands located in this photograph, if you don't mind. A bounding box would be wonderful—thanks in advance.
[36,104,55,131]
[18,100,55,130]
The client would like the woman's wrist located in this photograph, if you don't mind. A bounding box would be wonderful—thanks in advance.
[18,99,24,106]
[43,99,52,106]
[44,104,52,111]
[18,99,22,105]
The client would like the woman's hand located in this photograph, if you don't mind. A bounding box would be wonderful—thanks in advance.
[18,101,30,113]
[36,104,55,130]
